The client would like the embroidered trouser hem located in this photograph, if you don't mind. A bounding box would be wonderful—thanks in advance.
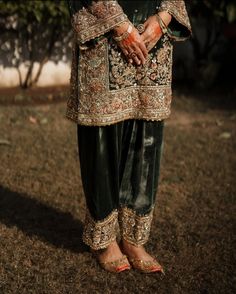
[82,207,154,250]
[78,119,164,250]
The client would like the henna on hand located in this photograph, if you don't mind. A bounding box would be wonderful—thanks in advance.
[113,23,148,65]
[141,12,172,52]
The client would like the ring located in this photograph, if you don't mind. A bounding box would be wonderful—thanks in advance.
[137,24,145,34]
[129,52,137,58]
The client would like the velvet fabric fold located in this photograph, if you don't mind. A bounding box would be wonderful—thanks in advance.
[77,119,164,249]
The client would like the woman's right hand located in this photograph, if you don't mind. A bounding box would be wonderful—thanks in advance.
[113,22,148,66]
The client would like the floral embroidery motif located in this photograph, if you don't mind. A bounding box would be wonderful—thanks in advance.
[119,207,154,246]
[83,209,119,250]
[66,34,173,126]
[109,35,172,90]
[66,0,192,126]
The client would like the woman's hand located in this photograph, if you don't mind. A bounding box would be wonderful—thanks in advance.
[141,12,172,52]
[113,22,148,65]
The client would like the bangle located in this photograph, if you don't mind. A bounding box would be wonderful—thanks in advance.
[113,24,133,42]
[156,13,168,34]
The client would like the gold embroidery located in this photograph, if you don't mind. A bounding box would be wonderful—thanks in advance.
[82,209,119,250]
[66,34,173,126]
[66,39,79,123]
[109,35,172,89]
[72,1,128,44]
[66,1,191,126]
[158,0,192,40]
[119,207,154,246]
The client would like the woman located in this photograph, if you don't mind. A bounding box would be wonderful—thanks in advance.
[66,0,191,273]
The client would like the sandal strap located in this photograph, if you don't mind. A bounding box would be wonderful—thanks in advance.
[129,257,164,273]
[100,255,129,266]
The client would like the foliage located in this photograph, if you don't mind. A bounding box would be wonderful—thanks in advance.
[0,0,72,88]
[190,0,236,23]
[188,0,236,88]
[189,0,236,60]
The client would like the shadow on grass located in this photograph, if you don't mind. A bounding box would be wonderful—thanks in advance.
[173,84,236,111]
[0,186,86,253]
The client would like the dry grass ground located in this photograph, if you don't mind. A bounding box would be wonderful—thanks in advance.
[0,89,235,294]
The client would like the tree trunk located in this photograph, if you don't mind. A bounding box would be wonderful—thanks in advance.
[16,67,23,88]
[21,61,34,89]
[30,57,49,87]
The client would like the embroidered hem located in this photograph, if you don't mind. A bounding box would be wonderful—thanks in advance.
[82,207,154,249]
[66,92,171,126]
[66,34,173,126]
[82,209,119,250]
[119,207,154,247]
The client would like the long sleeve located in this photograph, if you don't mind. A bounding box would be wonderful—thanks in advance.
[158,0,192,41]
[69,0,128,44]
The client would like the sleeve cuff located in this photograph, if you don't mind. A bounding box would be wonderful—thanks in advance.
[158,0,192,41]
[72,1,128,44]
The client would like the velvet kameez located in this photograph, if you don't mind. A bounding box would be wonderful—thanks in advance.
[66,0,191,250]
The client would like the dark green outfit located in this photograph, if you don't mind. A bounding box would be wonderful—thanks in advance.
[67,0,191,249]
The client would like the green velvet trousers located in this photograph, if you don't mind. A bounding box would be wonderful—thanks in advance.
[77,119,164,250]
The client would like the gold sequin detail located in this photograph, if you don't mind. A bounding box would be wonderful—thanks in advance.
[119,207,154,246]
[66,0,192,126]
[66,35,173,126]
[72,1,128,44]
[82,209,119,250]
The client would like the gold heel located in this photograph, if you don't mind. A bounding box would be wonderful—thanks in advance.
[128,258,165,274]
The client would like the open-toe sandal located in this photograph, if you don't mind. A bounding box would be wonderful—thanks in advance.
[99,255,131,273]
[128,257,164,274]
[91,250,131,273]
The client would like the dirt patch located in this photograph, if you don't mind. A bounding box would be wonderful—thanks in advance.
[0,89,235,294]
[0,85,69,106]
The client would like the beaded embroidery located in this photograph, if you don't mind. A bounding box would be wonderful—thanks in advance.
[67,34,172,126]
[72,1,128,44]
[82,207,154,249]
[82,209,119,250]
[67,0,191,126]
[119,207,154,246]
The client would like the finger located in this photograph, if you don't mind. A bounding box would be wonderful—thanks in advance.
[141,20,149,31]
[147,42,155,52]
[138,40,148,58]
[118,43,130,60]
[141,31,148,43]
[141,33,154,47]
[133,55,141,66]
[122,48,129,58]
[127,48,141,65]
[132,44,146,65]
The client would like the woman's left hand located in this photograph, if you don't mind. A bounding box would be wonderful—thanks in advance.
[141,12,172,52]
